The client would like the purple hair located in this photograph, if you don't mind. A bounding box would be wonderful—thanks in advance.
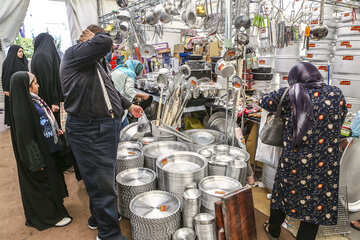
[288,62,325,146]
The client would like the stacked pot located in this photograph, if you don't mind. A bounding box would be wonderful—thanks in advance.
[116,168,157,218]
[274,41,301,88]
[332,13,360,113]
[304,3,336,83]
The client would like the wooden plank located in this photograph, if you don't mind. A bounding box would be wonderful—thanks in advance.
[215,201,226,240]
[221,186,257,240]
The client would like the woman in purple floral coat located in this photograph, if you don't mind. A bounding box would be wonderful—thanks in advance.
[260,62,347,240]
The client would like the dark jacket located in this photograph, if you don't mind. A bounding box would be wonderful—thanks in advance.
[60,33,131,119]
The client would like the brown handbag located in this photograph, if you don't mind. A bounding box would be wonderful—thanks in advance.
[259,87,290,147]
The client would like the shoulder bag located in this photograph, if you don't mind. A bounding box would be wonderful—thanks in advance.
[259,87,290,147]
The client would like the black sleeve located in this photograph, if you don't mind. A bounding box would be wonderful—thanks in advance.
[71,33,113,68]
[119,92,132,110]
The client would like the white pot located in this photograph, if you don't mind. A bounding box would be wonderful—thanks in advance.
[274,56,298,73]
[275,41,301,56]
[336,37,360,50]
[333,51,360,74]
[345,97,360,113]
[310,18,337,29]
[311,4,334,19]
[305,52,332,62]
[257,56,274,68]
[312,63,331,79]
[332,74,360,98]
[252,80,271,90]
[338,21,360,37]
[341,11,359,23]
[308,40,335,50]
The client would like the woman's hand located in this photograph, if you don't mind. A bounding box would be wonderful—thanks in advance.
[128,104,144,118]
[51,104,60,112]
[57,129,64,136]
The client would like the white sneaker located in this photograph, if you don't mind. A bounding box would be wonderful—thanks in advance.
[88,224,97,230]
[55,217,72,227]
[96,237,101,240]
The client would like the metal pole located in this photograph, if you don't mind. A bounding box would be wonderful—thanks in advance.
[224,0,232,48]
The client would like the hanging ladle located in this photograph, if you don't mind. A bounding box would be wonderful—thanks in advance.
[156,73,169,126]
[309,0,328,41]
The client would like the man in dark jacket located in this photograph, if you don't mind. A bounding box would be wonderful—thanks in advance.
[60,25,142,240]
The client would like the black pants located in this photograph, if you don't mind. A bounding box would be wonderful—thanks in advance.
[269,209,319,240]
[66,116,122,240]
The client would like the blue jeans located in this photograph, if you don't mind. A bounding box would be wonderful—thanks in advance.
[120,116,129,130]
[65,116,122,240]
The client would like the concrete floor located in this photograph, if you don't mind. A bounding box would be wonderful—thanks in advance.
[0,113,358,240]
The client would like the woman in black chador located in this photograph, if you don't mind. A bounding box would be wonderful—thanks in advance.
[1,45,28,126]
[9,71,71,230]
[31,33,63,124]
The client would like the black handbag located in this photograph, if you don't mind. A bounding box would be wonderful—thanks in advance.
[259,87,290,147]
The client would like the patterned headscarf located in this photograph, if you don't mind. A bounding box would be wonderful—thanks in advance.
[288,62,326,146]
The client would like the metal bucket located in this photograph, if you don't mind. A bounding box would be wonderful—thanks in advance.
[116,148,144,175]
[156,151,208,201]
[338,21,360,37]
[194,213,216,240]
[336,37,360,50]
[116,168,156,218]
[182,189,202,229]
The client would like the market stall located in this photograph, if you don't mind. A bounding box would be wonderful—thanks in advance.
[97,0,360,239]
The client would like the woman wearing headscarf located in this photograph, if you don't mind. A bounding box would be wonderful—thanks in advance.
[260,62,348,240]
[111,60,149,128]
[1,45,28,126]
[9,71,71,230]
[31,33,63,125]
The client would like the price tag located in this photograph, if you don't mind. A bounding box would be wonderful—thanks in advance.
[307,54,313,58]
[191,80,197,86]
[346,104,352,108]
[309,43,316,48]
[128,152,136,155]
[344,13,350,17]
[340,80,351,85]
[162,158,168,165]
[283,76,288,81]
[234,82,241,88]
[160,205,168,212]
[342,56,354,60]
[218,63,225,71]
[351,26,360,32]
[259,60,265,65]
[318,66,328,72]
[215,190,226,195]
[340,41,350,46]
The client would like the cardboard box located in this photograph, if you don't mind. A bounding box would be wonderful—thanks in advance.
[174,44,185,54]
[208,41,222,57]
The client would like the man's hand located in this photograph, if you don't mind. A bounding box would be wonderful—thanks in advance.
[3,91,9,97]
[79,29,95,43]
[51,104,60,112]
[57,129,64,136]
[128,104,144,118]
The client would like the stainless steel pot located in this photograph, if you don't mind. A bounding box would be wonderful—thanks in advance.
[194,213,216,240]
[179,129,226,152]
[182,189,202,229]
[208,154,235,176]
[130,190,181,240]
[156,151,208,201]
[116,167,156,218]
[198,176,242,214]
[116,148,144,175]
[225,160,248,186]
[142,141,188,171]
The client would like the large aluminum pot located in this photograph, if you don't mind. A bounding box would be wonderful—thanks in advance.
[198,176,242,214]
[332,74,360,98]
[179,129,226,152]
[156,151,208,201]
[142,141,188,171]
[333,51,360,75]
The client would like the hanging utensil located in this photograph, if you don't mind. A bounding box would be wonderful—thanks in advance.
[223,48,242,62]
[156,73,169,126]
[309,0,328,40]
[235,15,251,31]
